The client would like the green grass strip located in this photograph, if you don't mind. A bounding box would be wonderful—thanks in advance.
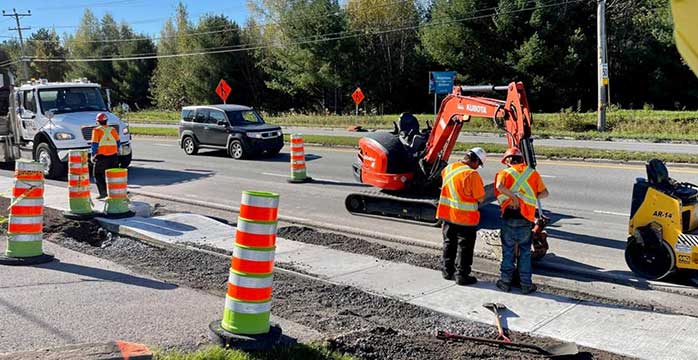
[153,344,354,360]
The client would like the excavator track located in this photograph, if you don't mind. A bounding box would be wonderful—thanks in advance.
[345,189,440,224]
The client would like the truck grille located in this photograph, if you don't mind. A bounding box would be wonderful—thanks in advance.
[82,125,119,141]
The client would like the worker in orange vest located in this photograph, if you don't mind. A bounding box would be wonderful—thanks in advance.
[436,147,487,286]
[494,147,548,294]
[91,112,120,199]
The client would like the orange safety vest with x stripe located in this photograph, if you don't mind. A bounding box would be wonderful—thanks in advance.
[495,164,539,222]
[91,125,119,156]
[436,162,482,226]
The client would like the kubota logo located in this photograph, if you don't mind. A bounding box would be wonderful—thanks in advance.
[466,104,487,114]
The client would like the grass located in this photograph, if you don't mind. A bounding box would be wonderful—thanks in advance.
[130,128,698,164]
[154,344,353,360]
[128,109,698,142]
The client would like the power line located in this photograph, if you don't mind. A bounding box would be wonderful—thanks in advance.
[2,8,31,79]
[28,0,585,63]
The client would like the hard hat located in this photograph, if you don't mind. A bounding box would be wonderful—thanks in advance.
[501,147,523,165]
[468,147,487,167]
[96,112,108,123]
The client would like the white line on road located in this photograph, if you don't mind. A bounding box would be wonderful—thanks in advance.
[593,210,630,217]
[262,172,346,184]
[152,143,176,147]
[540,175,557,178]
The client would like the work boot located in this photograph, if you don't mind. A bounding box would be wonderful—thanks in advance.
[442,271,454,281]
[456,275,477,286]
[496,279,511,292]
[521,284,537,295]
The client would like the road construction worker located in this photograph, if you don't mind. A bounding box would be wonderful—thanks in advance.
[494,147,548,295]
[91,112,120,199]
[436,147,487,286]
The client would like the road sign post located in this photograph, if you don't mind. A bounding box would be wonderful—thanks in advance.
[352,87,365,116]
[216,79,231,104]
[429,71,456,115]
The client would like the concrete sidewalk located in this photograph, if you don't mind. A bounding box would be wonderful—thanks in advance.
[99,213,698,360]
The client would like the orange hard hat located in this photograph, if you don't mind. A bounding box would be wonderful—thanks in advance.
[501,147,523,164]
[96,112,108,123]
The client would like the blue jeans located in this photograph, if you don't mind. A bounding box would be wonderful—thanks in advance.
[500,218,534,287]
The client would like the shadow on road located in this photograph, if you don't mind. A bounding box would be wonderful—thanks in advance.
[131,158,165,163]
[0,297,79,343]
[40,259,178,290]
[127,166,215,186]
[546,228,627,250]
[195,149,323,162]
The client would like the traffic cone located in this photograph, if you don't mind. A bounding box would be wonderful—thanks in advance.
[64,150,94,220]
[0,160,54,265]
[209,190,282,349]
[287,134,312,183]
[104,168,134,218]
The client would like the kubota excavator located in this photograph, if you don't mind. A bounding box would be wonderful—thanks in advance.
[346,82,537,223]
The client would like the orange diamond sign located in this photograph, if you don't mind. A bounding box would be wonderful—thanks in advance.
[352,87,365,106]
[216,79,231,103]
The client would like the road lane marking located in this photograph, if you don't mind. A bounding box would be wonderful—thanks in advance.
[594,210,630,217]
[152,143,176,147]
[537,160,698,174]
[540,175,557,178]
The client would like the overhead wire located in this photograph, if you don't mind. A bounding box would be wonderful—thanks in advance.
[27,0,586,63]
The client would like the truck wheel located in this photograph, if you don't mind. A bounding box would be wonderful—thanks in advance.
[228,139,246,160]
[119,153,132,168]
[182,136,198,155]
[35,142,66,179]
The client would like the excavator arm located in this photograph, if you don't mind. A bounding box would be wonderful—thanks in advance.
[421,81,535,181]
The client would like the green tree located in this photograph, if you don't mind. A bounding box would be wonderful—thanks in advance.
[27,29,69,81]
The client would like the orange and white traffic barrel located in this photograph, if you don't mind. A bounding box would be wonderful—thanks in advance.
[210,191,282,347]
[64,150,94,219]
[288,134,312,183]
[0,160,54,265]
[104,168,134,218]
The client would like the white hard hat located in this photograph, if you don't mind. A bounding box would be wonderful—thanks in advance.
[469,147,487,167]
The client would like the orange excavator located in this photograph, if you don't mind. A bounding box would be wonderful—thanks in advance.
[346,81,549,257]
[346,81,536,222]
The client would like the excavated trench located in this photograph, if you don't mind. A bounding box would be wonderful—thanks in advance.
[0,197,628,359]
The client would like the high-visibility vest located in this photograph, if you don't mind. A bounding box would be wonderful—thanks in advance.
[93,126,118,156]
[496,165,538,222]
[436,162,480,226]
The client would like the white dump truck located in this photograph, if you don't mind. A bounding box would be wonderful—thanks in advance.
[0,71,132,178]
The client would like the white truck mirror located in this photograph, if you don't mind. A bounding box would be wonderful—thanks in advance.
[121,103,130,112]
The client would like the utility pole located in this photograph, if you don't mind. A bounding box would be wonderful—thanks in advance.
[2,8,31,80]
[597,0,609,132]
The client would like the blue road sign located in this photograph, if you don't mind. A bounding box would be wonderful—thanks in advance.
[429,71,456,94]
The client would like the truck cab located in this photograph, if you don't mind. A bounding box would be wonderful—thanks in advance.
[11,78,132,178]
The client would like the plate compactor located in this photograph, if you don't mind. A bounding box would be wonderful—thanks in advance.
[626,159,698,280]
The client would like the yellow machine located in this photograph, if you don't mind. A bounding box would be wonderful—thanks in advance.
[626,159,698,279]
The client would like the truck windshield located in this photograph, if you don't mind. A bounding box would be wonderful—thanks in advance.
[38,87,107,115]
[225,110,264,125]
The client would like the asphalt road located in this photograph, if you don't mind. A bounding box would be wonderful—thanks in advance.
[4,136,698,287]
[130,123,698,154]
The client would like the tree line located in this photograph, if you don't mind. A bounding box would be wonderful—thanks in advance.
[0,0,696,114]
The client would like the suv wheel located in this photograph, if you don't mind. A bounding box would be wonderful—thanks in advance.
[35,142,66,179]
[228,139,245,159]
[182,136,198,155]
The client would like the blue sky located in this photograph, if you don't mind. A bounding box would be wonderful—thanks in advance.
[0,0,251,40]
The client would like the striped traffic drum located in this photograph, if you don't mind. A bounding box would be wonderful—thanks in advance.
[288,134,312,183]
[1,160,54,265]
[64,150,93,219]
[104,168,133,218]
[220,190,279,335]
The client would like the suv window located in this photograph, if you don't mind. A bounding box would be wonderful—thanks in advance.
[182,109,194,122]
[194,109,209,123]
[24,91,36,113]
[209,110,227,125]
[226,110,263,125]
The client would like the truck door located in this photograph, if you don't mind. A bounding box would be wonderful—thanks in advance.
[19,90,39,139]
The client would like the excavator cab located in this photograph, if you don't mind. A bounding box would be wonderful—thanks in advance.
[626,159,698,279]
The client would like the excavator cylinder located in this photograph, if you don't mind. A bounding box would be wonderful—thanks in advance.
[460,85,508,93]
